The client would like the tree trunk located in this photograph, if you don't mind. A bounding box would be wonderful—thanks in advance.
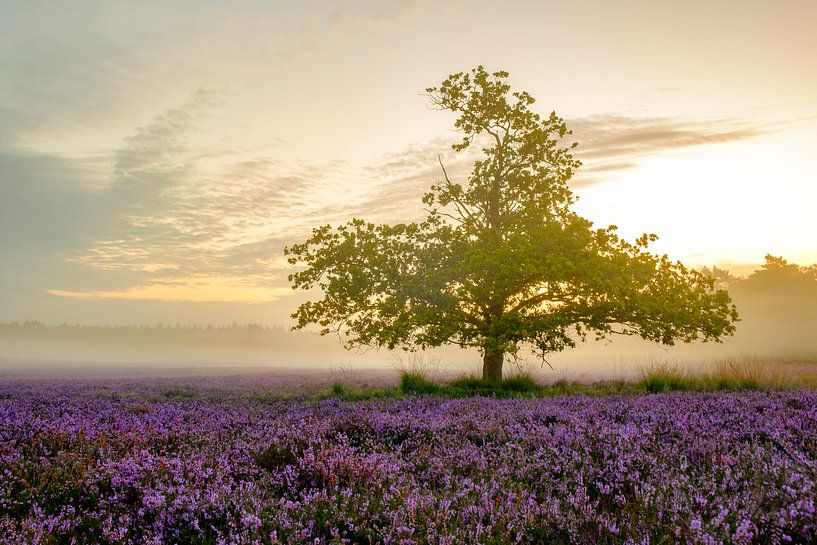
[482,350,504,381]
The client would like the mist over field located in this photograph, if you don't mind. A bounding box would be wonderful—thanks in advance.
[3,257,814,380]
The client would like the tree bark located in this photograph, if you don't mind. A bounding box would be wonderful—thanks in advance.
[482,350,504,381]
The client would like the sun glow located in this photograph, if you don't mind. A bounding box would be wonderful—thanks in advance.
[575,126,817,268]
[47,278,290,304]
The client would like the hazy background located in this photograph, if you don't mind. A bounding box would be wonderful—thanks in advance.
[3,258,816,379]
[1,1,815,378]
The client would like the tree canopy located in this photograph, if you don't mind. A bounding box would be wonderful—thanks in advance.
[285,66,738,380]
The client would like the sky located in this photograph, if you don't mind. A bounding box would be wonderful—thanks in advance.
[1,0,816,327]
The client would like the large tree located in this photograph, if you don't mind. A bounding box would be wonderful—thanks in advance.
[285,66,738,380]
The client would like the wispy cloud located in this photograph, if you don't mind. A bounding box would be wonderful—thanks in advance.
[47,279,290,304]
[12,98,780,310]
[331,113,773,218]
[39,91,328,303]
[568,114,767,186]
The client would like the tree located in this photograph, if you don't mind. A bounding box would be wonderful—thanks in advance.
[745,255,817,288]
[730,255,817,318]
[285,66,738,380]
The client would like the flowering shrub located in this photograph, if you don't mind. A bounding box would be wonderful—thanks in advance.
[0,379,815,544]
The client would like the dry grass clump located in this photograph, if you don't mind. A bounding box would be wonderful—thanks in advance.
[388,351,443,380]
[638,356,817,392]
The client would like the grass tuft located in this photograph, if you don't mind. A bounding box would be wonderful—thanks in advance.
[324,382,397,402]
[501,374,542,393]
[446,373,543,398]
[399,372,440,395]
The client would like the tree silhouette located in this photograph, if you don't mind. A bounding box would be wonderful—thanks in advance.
[286,66,738,380]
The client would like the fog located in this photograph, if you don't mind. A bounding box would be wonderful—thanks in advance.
[2,258,815,381]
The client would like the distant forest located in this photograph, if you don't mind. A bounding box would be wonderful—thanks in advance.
[0,322,294,344]
[0,321,340,366]
[702,256,817,343]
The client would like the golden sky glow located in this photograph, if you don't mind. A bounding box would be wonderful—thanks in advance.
[1,0,816,326]
[47,278,291,304]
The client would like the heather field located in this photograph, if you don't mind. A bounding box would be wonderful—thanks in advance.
[1,378,816,544]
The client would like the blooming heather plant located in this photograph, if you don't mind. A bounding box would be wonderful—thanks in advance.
[0,379,815,544]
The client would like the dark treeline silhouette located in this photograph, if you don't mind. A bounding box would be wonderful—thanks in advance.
[0,321,290,341]
[700,255,817,358]
[0,322,344,368]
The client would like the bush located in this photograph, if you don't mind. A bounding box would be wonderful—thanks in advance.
[399,372,440,395]
[501,374,541,393]
[543,379,592,396]
[637,361,696,393]
[447,375,487,391]
[330,382,351,397]
[446,374,542,397]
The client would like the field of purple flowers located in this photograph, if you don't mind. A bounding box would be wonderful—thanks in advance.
[1,378,815,544]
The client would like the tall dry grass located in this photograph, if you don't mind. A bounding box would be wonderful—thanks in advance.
[637,356,817,392]
[388,351,443,380]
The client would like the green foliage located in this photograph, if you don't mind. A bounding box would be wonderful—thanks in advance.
[447,374,543,397]
[399,372,440,395]
[160,386,199,402]
[330,382,351,397]
[639,374,694,394]
[325,382,396,402]
[285,66,738,378]
[447,376,492,391]
[545,379,590,396]
[501,374,542,393]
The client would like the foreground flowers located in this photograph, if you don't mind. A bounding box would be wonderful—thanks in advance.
[0,379,815,544]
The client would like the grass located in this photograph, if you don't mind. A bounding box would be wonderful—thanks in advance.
[399,371,658,399]
[399,372,441,395]
[635,357,817,393]
[446,373,543,397]
[319,381,395,401]
[133,357,817,403]
[394,358,817,400]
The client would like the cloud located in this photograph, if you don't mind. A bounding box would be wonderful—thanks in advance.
[0,1,299,152]
[0,73,789,320]
[47,278,290,304]
[311,0,431,35]
[1,88,318,314]
[566,114,766,186]
[58,91,326,300]
[335,114,770,219]
[0,152,107,253]
[0,4,160,148]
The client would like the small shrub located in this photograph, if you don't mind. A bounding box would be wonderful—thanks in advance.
[639,373,695,393]
[737,377,762,391]
[637,361,695,393]
[501,374,541,393]
[389,351,441,379]
[709,357,777,391]
[399,372,440,395]
[446,375,542,398]
[711,376,735,391]
[330,382,352,397]
[544,379,592,396]
[640,375,668,393]
[447,375,492,392]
